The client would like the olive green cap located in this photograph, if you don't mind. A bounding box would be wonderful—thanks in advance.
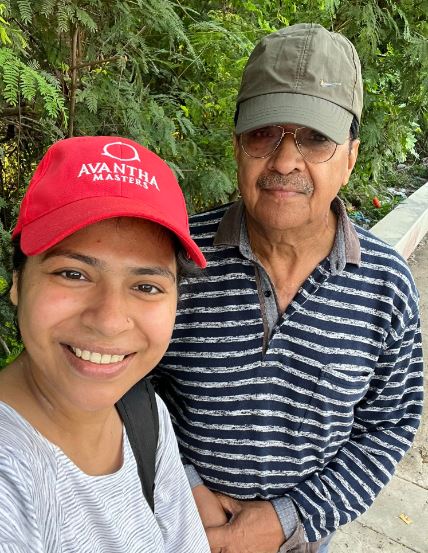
[235,23,363,144]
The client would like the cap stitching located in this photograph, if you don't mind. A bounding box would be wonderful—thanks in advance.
[295,24,313,92]
[343,36,358,111]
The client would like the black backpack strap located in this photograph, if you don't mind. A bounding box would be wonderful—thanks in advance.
[116,378,159,512]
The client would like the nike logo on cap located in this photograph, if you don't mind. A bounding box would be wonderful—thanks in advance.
[320,80,342,87]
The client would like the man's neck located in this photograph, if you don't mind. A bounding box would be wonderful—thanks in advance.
[246,208,337,264]
[246,208,337,312]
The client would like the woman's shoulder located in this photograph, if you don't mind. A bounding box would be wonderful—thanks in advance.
[0,403,61,548]
[0,401,57,474]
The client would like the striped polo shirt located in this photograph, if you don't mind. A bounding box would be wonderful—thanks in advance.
[155,198,424,542]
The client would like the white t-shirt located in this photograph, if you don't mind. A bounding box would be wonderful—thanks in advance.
[0,397,209,553]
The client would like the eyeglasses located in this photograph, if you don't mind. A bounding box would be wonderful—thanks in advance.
[240,125,338,164]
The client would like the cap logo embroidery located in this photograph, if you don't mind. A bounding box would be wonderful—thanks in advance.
[77,142,159,191]
[320,80,342,88]
[101,141,141,162]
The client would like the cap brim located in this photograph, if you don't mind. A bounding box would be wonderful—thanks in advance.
[235,93,353,144]
[18,196,207,268]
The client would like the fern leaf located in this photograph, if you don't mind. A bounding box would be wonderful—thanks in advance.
[0,48,20,105]
[0,25,11,45]
[76,88,98,114]
[40,0,56,17]
[19,67,37,101]
[16,0,32,24]
[73,7,97,32]
[34,71,66,118]
[57,1,73,33]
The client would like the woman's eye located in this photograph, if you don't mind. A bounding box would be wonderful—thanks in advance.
[134,284,162,295]
[56,270,86,280]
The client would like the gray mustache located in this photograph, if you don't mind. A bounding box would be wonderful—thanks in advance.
[257,173,314,195]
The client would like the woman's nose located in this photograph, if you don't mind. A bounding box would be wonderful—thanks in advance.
[81,286,133,337]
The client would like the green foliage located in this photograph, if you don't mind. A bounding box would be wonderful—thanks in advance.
[0,48,67,117]
[0,326,23,368]
[329,0,428,211]
[16,0,31,23]
[0,0,427,358]
[0,222,16,367]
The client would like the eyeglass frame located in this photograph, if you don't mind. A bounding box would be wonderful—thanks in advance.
[239,125,339,164]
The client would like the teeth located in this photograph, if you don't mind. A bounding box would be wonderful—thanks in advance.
[70,347,126,364]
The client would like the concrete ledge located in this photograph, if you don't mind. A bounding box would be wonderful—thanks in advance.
[370,181,428,259]
[332,475,428,553]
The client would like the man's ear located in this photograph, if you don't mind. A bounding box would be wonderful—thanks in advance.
[342,139,360,187]
[10,272,19,306]
[233,133,240,162]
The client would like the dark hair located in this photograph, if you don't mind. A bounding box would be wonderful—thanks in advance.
[350,115,360,141]
[11,237,27,276]
[172,238,201,285]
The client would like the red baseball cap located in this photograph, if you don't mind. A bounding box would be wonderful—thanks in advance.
[12,136,206,268]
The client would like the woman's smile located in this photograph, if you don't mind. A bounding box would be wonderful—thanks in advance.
[62,344,137,380]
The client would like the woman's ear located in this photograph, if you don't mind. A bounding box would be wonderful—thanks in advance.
[10,272,19,306]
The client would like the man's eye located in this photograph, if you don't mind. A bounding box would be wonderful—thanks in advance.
[250,128,274,139]
[308,132,328,142]
[134,284,162,295]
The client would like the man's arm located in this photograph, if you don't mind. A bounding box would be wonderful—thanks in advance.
[188,466,300,552]
[206,495,286,553]
[285,311,424,542]
[192,484,229,528]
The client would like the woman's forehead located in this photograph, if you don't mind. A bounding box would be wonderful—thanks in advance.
[53,217,174,249]
[36,218,176,266]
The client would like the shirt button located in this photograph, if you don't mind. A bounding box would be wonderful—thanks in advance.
[264,290,272,297]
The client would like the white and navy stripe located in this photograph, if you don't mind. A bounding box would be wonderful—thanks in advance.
[156,201,424,542]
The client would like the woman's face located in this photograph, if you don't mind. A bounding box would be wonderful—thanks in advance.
[10,218,177,413]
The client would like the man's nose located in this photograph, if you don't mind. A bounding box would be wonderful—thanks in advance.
[267,132,306,174]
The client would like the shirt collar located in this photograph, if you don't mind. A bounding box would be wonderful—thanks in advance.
[214,200,244,247]
[214,197,361,271]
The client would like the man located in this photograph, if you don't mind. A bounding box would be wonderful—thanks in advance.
[154,23,424,553]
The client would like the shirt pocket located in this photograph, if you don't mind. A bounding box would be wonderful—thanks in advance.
[297,364,373,438]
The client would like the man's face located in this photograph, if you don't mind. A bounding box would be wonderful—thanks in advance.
[233,124,359,237]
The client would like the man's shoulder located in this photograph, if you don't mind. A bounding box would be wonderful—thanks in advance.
[353,224,417,294]
[189,203,232,239]
[355,224,410,266]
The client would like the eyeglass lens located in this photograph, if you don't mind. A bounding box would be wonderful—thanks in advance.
[241,126,337,163]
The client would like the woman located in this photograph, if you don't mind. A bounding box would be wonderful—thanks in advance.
[0,136,209,552]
